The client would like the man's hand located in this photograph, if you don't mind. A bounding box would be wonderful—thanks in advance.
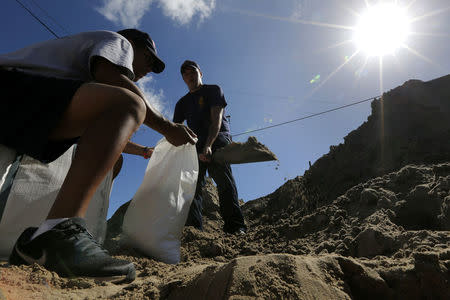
[199,146,212,162]
[165,123,198,146]
[142,147,154,159]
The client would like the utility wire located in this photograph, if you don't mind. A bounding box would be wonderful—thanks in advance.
[232,95,379,137]
[14,0,59,38]
[29,0,70,35]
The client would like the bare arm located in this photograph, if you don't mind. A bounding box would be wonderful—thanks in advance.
[123,141,153,158]
[91,57,197,146]
[200,106,223,162]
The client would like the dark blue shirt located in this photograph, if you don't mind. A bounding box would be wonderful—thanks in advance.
[173,84,230,149]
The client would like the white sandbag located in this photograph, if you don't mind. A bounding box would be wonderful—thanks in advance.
[122,138,198,264]
[0,145,112,260]
[0,145,17,189]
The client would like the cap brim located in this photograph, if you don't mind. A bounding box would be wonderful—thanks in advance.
[148,47,165,73]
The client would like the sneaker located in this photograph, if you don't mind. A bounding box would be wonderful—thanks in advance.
[9,217,135,283]
[234,228,247,235]
[225,227,247,235]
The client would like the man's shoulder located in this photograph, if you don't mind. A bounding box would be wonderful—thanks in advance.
[176,92,191,104]
[203,84,222,91]
[63,30,126,45]
[70,30,120,38]
[202,84,224,97]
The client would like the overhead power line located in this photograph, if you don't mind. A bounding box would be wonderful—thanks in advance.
[232,95,379,137]
[14,0,60,38]
[29,0,70,35]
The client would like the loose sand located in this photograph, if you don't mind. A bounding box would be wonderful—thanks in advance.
[212,136,277,164]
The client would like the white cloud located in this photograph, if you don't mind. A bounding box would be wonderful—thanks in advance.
[96,0,153,28]
[136,76,172,118]
[158,0,216,25]
[96,0,215,27]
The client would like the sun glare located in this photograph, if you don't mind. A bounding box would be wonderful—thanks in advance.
[233,0,445,100]
[354,3,411,56]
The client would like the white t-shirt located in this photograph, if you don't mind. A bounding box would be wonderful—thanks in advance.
[0,30,135,81]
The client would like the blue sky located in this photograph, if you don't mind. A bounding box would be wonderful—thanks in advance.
[1,0,449,218]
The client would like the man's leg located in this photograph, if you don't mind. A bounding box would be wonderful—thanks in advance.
[47,82,146,218]
[208,161,246,233]
[185,161,207,230]
[9,82,145,282]
[112,154,124,180]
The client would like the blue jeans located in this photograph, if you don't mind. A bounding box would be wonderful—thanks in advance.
[185,134,246,233]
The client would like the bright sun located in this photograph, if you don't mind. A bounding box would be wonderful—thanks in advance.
[354,3,411,57]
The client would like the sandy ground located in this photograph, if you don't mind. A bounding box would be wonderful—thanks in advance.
[1,162,449,299]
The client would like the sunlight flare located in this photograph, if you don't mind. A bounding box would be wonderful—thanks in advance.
[227,8,354,31]
[304,50,360,100]
[410,31,450,38]
[353,3,411,56]
[409,5,450,23]
[402,44,445,71]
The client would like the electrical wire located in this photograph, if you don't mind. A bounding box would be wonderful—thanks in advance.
[14,0,59,38]
[29,0,70,35]
[232,95,379,137]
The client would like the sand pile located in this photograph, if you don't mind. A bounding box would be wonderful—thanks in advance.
[2,162,449,299]
[305,74,450,204]
[212,136,277,164]
[177,162,450,299]
[1,75,449,299]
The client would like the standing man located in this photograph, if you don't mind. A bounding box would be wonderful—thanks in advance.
[173,60,246,234]
[0,29,196,282]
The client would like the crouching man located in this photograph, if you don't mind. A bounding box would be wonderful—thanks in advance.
[0,29,196,282]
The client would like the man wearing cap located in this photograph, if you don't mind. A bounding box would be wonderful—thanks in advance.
[0,29,197,282]
[174,60,247,234]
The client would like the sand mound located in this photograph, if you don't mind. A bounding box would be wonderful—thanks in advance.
[305,74,450,204]
[166,254,382,300]
[212,136,277,164]
[177,162,450,299]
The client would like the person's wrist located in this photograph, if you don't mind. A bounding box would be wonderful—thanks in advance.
[163,120,177,136]
[143,146,150,159]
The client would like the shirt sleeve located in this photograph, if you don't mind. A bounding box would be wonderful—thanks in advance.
[209,85,227,108]
[173,101,185,123]
[88,31,135,80]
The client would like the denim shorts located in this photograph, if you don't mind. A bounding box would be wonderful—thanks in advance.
[0,68,84,163]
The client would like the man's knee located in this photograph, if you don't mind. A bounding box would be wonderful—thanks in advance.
[81,82,146,123]
[114,87,146,125]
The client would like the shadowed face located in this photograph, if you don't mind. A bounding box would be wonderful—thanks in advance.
[182,66,202,91]
[132,45,154,81]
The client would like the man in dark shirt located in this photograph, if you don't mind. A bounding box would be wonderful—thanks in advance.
[173,60,246,234]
